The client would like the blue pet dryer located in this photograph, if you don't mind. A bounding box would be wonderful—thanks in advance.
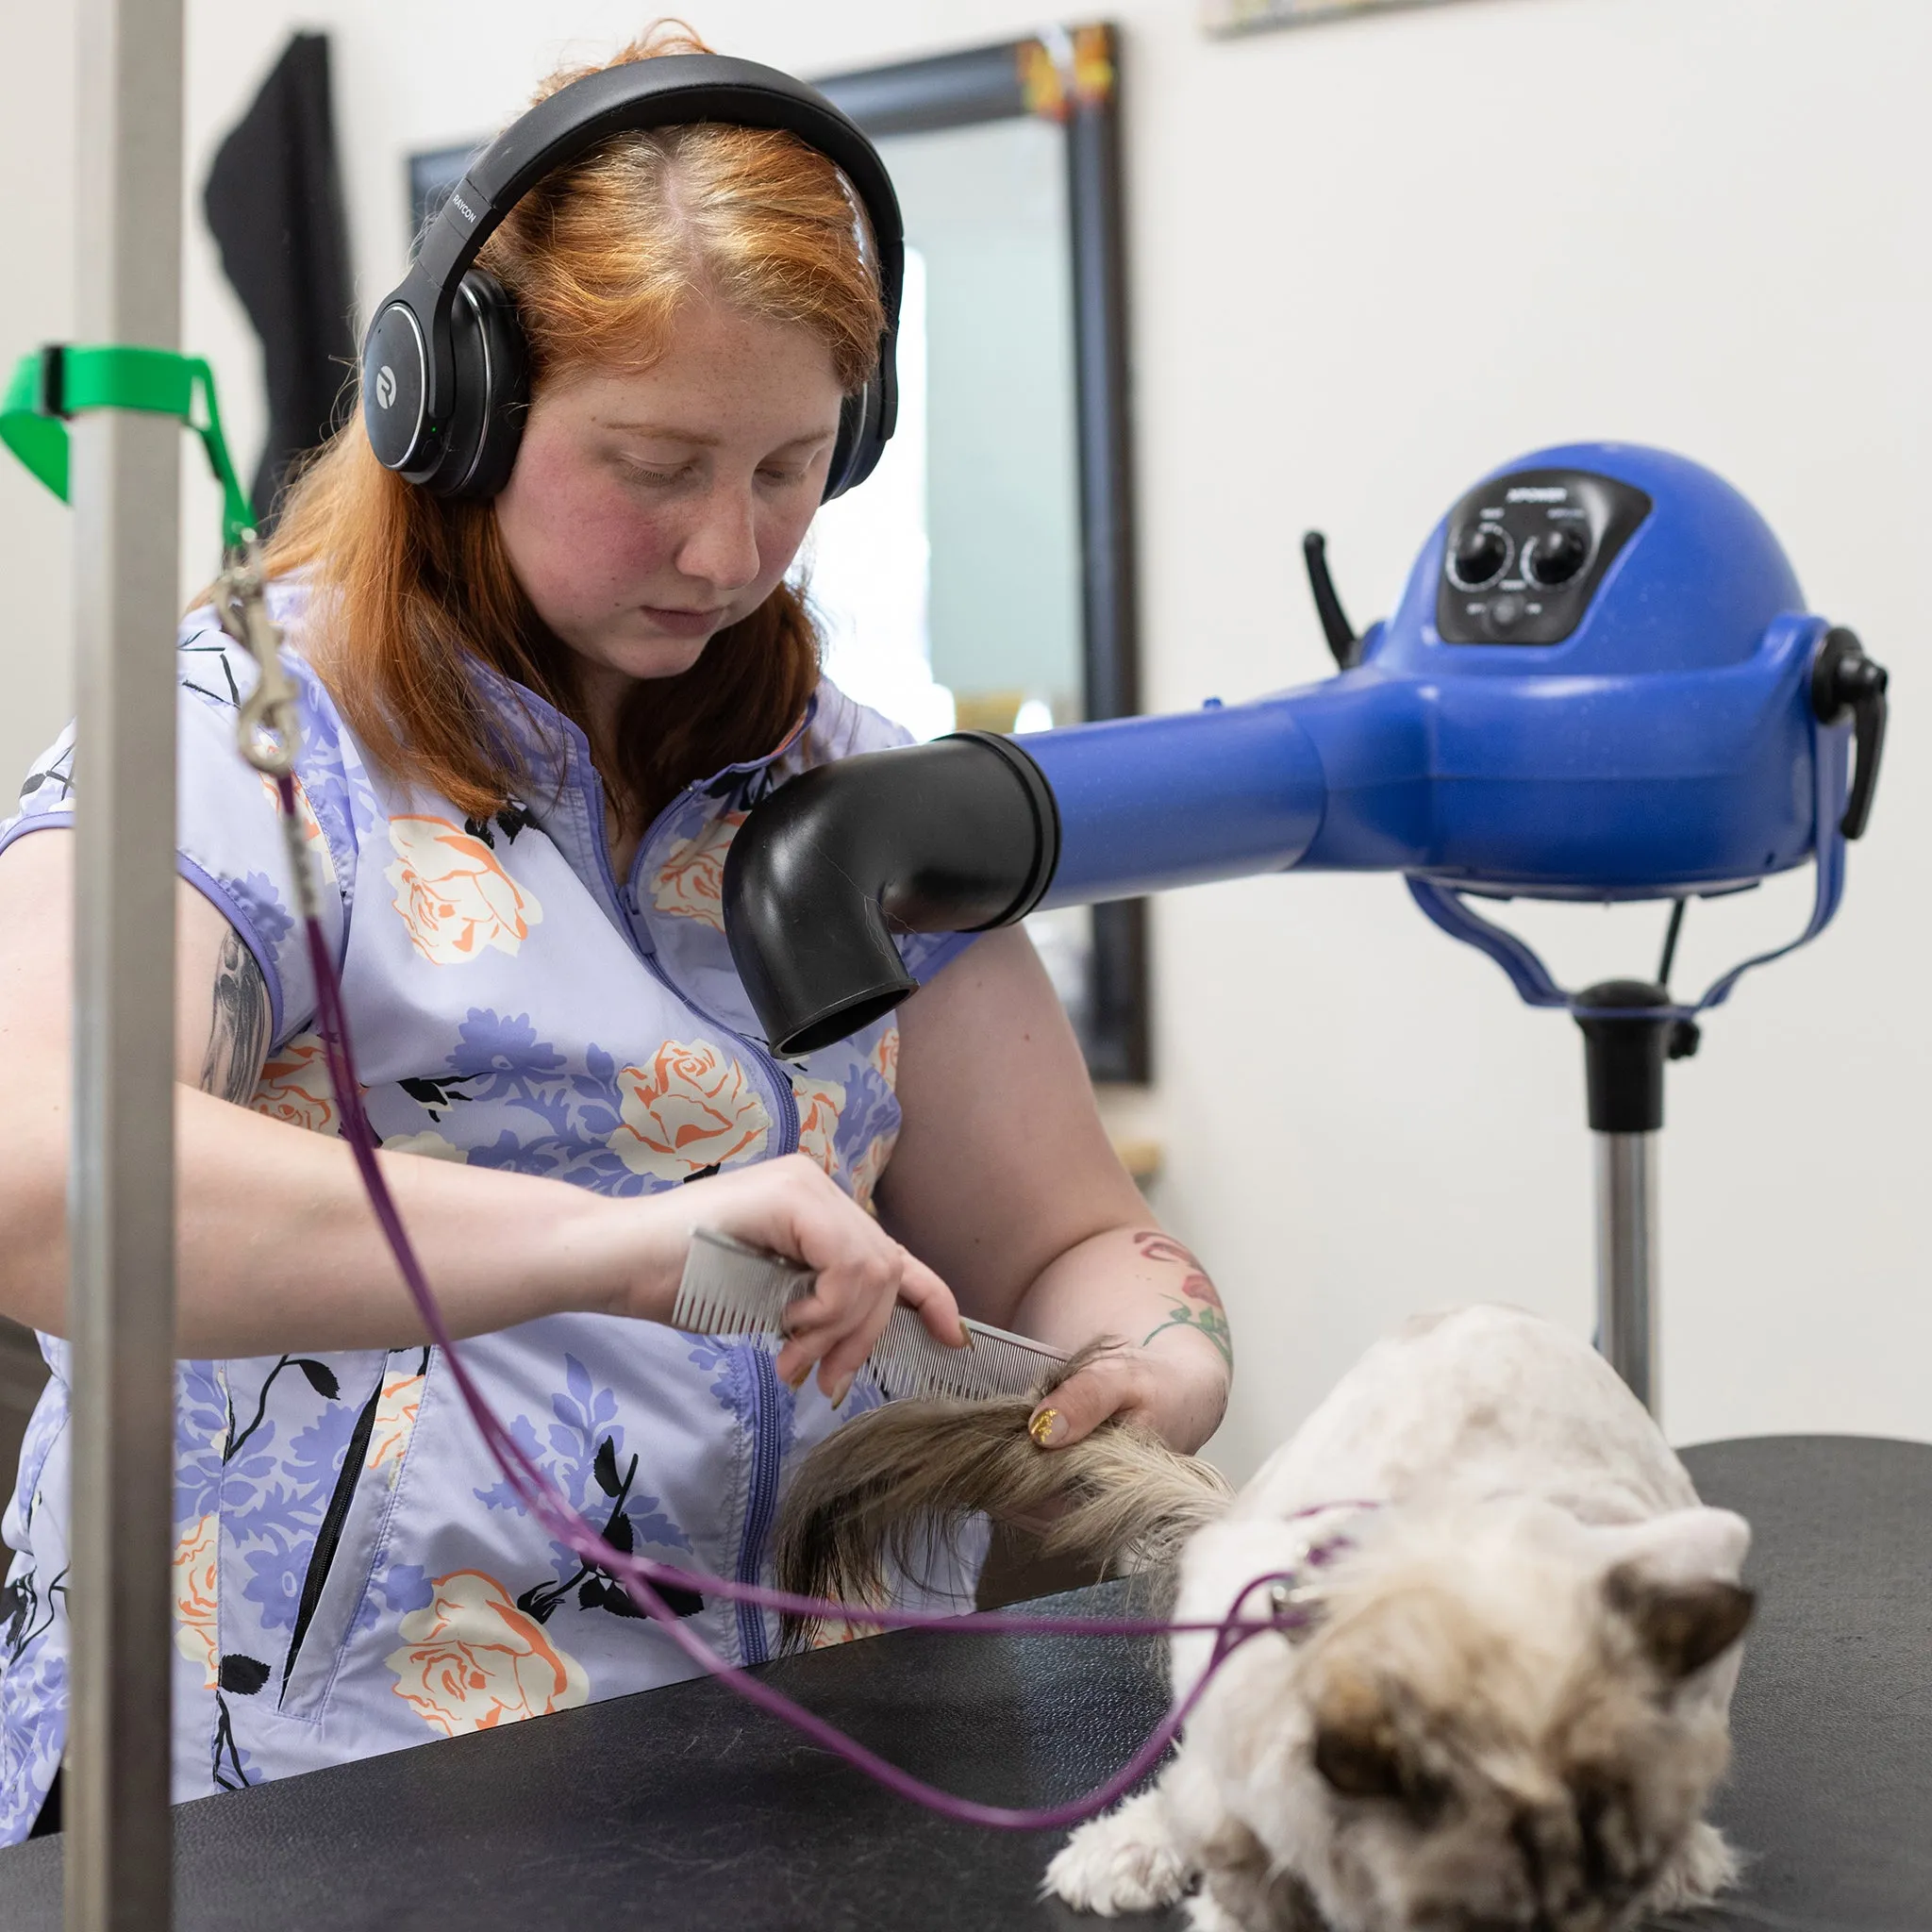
[724,444,1890,1409]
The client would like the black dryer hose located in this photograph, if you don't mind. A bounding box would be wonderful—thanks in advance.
[721,731,1060,1058]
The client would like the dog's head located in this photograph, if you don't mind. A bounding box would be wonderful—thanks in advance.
[1202,1501,1752,1932]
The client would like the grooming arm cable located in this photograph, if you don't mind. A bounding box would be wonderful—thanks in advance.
[2,346,1308,1834]
[283,809,1320,1830]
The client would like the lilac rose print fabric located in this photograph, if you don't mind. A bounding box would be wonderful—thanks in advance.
[0,582,980,1837]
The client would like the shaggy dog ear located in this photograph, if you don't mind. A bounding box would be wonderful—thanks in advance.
[1605,1565,1755,1679]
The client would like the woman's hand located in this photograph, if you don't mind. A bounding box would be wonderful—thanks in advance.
[623,1154,967,1406]
[1024,1227,1233,1456]
[868,927,1233,1458]
[1025,1323,1231,1457]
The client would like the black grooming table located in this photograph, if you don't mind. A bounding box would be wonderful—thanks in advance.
[0,1435,1924,1929]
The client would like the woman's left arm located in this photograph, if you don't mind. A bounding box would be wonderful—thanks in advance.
[874,927,1230,1455]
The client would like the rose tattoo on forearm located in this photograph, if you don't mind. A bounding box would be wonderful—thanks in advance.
[1133,1230,1233,1369]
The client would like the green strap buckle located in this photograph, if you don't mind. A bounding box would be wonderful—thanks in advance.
[1,342,255,550]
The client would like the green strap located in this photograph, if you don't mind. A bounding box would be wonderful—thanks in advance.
[1,343,256,549]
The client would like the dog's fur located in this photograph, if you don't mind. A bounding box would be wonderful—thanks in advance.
[774,1306,1753,1932]
[775,1341,1230,1643]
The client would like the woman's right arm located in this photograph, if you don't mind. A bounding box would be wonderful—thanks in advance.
[0,832,958,1392]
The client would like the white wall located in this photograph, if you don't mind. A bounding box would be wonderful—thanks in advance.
[0,1,303,787]
[0,0,79,792]
[7,0,1925,1477]
[1111,0,1932,1474]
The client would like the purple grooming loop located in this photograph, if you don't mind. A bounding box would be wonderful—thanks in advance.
[281,775,1360,1830]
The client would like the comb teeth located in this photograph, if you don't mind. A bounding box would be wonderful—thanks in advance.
[670,1228,1066,1402]
[868,1309,1064,1402]
[671,1228,815,1338]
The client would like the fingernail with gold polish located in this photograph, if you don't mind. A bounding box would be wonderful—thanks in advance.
[1028,1407,1065,1449]
[829,1371,856,1410]
[783,1359,811,1391]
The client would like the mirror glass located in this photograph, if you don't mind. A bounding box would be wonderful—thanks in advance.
[808,113,1083,740]
[807,113,1096,1035]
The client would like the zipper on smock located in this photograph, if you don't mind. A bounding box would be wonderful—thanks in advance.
[574,753,802,1650]
[733,1349,786,1666]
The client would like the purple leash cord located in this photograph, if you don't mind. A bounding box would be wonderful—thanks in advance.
[279,777,1339,1829]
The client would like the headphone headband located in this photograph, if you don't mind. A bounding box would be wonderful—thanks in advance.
[417,59,904,324]
[363,53,903,500]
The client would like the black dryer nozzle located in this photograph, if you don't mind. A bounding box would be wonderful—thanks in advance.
[721,731,1060,1058]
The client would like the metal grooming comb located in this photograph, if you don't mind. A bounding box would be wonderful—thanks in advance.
[671,1228,1067,1402]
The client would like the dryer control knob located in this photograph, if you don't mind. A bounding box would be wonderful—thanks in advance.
[1524,525,1591,588]
[1449,524,1509,590]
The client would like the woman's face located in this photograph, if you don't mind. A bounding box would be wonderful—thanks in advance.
[494,296,845,701]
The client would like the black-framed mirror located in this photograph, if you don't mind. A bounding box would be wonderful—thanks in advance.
[405,24,1148,1081]
[812,25,1147,1083]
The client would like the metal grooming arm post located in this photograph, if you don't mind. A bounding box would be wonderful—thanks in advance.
[1574,984,1681,1416]
[67,0,183,1924]
[1594,1133,1658,1409]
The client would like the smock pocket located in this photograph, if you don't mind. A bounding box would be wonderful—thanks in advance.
[275,1347,431,1720]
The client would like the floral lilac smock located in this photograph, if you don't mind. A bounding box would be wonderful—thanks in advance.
[0,583,979,1839]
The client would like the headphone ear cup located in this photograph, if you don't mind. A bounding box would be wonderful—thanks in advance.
[824,378,878,503]
[433,270,530,499]
[823,316,898,502]
[822,383,862,503]
[361,296,432,475]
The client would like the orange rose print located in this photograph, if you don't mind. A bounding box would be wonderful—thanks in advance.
[649,811,745,933]
[871,1021,900,1093]
[173,1512,220,1690]
[385,1570,588,1738]
[251,1035,338,1137]
[385,815,542,965]
[791,1074,845,1174]
[366,1371,425,1485]
[850,1128,898,1216]
[608,1040,772,1182]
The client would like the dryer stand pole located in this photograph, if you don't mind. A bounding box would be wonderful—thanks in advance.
[1575,981,1689,1418]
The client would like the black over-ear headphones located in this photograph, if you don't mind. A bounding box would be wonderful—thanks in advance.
[360,53,902,503]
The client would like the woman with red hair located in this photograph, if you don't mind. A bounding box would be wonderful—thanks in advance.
[0,28,1230,1828]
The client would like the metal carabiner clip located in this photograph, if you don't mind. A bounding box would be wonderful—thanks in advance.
[212,532,325,922]
[212,531,300,778]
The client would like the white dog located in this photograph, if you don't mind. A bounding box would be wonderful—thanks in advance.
[777,1305,1753,1932]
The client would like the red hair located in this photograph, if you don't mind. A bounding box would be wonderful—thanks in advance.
[262,25,884,824]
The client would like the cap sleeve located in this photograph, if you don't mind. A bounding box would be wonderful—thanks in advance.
[0,619,350,1051]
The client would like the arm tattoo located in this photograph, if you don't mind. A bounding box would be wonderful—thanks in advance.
[199,931,271,1107]
[1133,1228,1234,1369]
